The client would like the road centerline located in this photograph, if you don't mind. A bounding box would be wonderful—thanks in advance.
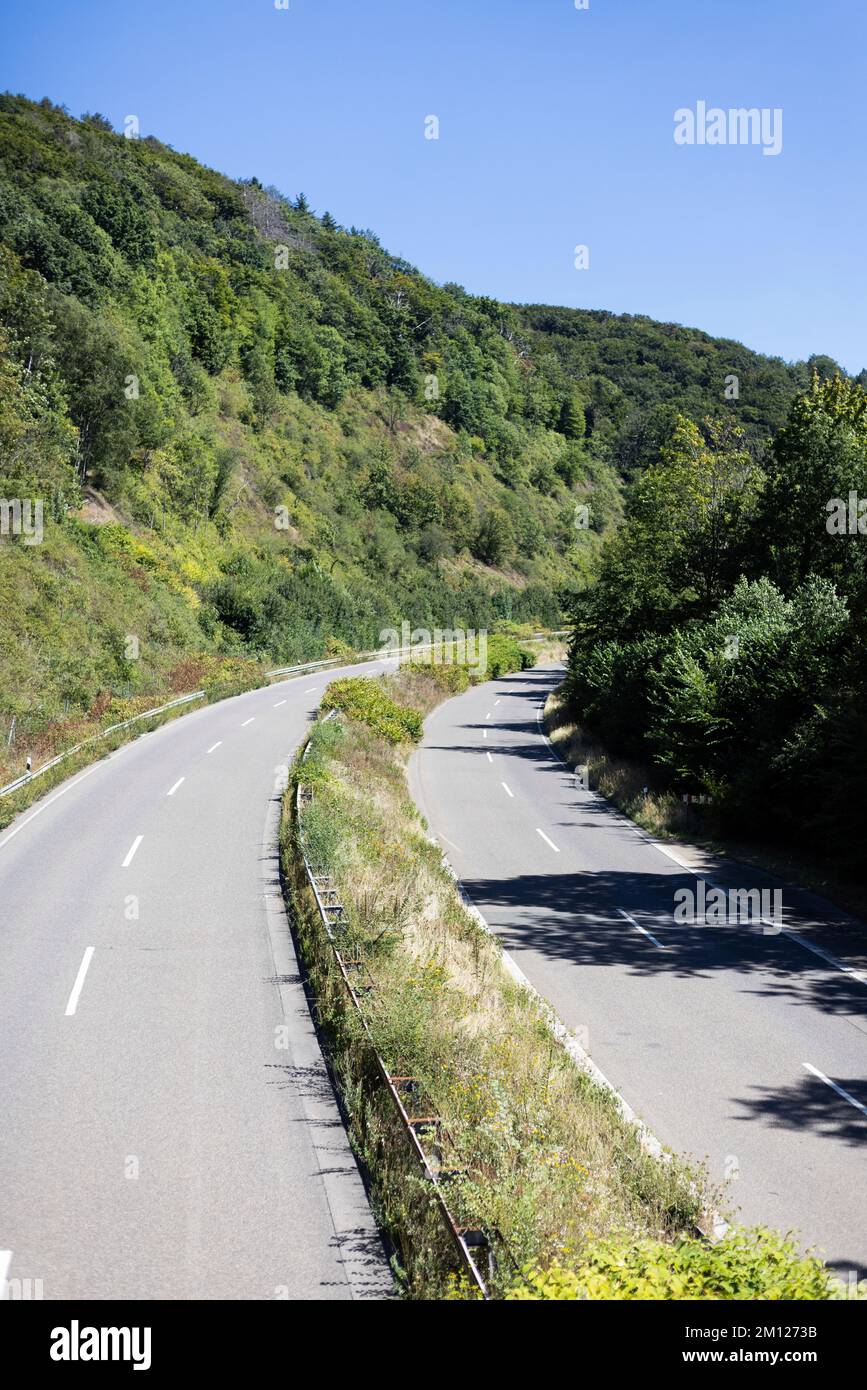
[122,835,143,868]
[65,947,95,1017]
[617,907,669,951]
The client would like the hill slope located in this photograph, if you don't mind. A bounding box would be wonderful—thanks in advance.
[0,93,841,776]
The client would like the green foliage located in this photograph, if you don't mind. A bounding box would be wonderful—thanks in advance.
[484,633,535,679]
[321,678,423,743]
[0,94,842,793]
[567,375,867,862]
[506,1229,857,1301]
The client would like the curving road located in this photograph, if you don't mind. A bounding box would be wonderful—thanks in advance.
[0,660,395,1301]
[409,664,867,1279]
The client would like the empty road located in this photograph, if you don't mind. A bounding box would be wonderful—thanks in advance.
[0,660,394,1300]
[409,664,867,1279]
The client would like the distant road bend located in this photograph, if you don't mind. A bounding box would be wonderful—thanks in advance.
[409,664,867,1278]
[0,659,397,1300]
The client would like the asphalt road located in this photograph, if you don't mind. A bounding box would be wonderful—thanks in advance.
[0,660,395,1301]
[409,664,867,1279]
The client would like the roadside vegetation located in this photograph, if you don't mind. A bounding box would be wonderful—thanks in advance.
[564,377,867,878]
[281,654,854,1299]
[0,652,266,829]
[0,95,837,788]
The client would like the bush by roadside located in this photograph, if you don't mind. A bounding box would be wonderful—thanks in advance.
[280,658,857,1299]
[504,1229,857,1300]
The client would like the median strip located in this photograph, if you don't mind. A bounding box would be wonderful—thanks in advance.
[283,655,860,1300]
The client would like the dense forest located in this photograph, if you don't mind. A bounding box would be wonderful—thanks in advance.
[0,93,854,796]
[567,375,867,866]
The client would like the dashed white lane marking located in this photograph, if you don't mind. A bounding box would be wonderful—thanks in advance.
[536,697,867,990]
[273,700,286,708]
[166,777,185,797]
[617,907,669,951]
[536,828,560,853]
[485,712,491,720]
[803,1063,867,1120]
[502,782,514,798]
[486,752,493,763]
[207,742,222,754]
[241,717,255,727]
[122,835,143,868]
[65,947,95,1017]
[304,687,316,694]
[0,1250,11,1299]
[483,730,487,740]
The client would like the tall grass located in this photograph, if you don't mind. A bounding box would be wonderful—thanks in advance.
[283,671,712,1298]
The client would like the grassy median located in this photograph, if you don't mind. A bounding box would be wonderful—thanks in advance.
[280,660,858,1300]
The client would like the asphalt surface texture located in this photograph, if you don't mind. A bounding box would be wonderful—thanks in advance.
[409,663,867,1279]
[0,659,396,1300]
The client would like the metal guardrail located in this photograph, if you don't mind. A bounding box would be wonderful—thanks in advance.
[296,716,492,1299]
[0,631,566,802]
[0,691,206,799]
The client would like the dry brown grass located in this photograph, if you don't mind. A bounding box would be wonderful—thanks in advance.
[289,684,710,1294]
[543,686,697,840]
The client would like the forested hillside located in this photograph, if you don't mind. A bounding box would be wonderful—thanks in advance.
[0,93,845,779]
[567,376,867,867]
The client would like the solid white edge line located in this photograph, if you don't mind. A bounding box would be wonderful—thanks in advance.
[122,835,143,868]
[535,698,867,989]
[617,906,669,951]
[536,828,560,853]
[166,776,185,797]
[0,762,102,854]
[501,782,514,798]
[0,653,397,856]
[803,1063,867,1120]
[206,742,222,753]
[437,848,729,1242]
[64,946,95,1017]
[782,930,867,987]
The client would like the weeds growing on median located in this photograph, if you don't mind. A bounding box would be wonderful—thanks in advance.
[282,667,720,1297]
[282,665,861,1299]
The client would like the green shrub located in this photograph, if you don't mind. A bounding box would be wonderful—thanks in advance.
[505,1230,862,1301]
[321,677,423,743]
[401,662,471,695]
[484,634,536,680]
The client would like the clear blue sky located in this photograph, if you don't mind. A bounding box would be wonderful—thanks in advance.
[2,0,864,371]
